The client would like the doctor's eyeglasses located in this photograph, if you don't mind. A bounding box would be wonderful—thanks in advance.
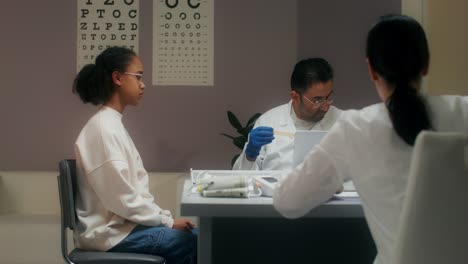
[124,72,144,82]
[302,95,334,108]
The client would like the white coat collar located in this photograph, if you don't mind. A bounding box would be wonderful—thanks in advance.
[277,100,294,128]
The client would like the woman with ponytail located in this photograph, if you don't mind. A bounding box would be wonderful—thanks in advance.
[274,15,467,263]
[73,47,197,264]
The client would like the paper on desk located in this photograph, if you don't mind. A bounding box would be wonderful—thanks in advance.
[343,181,356,191]
[334,191,359,198]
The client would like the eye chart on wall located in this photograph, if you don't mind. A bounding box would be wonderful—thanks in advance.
[153,0,214,86]
[77,0,139,72]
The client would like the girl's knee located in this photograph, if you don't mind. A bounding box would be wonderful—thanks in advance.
[165,228,197,248]
[163,229,197,264]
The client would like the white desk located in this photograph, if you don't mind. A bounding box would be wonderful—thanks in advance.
[180,180,364,264]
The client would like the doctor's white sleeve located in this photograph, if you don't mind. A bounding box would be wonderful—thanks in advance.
[86,160,174,228]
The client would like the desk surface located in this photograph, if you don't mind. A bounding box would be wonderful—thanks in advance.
[180,180,364,218]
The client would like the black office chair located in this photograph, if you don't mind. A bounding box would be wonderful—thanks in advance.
[58,159,166,264]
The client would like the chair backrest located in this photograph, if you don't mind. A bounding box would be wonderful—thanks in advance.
[394,131,468,264]
[58,159,78,263]
[58,159,78,231]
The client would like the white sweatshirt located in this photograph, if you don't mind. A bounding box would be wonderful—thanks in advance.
[273,95,468,264]
[74,106,174,251]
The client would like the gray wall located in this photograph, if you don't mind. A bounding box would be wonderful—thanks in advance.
[0,0,400,171]
[298,0,401,108]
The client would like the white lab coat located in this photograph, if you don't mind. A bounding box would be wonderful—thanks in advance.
[273,95,468,264]
[232,101,342,170]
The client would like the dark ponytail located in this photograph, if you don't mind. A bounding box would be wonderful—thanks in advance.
[387,82,432,145]
[366,15,432,145]
[73,47,136,105]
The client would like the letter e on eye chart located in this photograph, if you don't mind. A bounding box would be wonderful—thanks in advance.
[153,0,214,86]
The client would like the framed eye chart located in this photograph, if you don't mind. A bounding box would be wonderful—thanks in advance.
[153,0,214,86]
[77,0,139,72]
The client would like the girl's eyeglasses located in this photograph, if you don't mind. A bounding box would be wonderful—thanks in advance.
[124,72,144,82]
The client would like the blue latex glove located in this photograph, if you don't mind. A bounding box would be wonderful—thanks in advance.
[245,126,275,160]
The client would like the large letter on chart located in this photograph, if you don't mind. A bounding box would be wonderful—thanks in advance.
[77,0,139,72]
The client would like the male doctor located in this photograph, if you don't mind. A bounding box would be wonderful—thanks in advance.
[233,58,342,170]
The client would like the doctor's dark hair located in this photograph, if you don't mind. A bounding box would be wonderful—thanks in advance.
[290,58,333,92]
[73,47,136,105]
[366,15,432,146]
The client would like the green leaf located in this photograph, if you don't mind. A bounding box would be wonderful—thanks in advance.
[246,113,261,127]
[231,154,240,167]
[227,111,243,130]
[220,111,263,166]
[246,123,255,134]
[237,123,255,137]
[233,135,246,150]
[238,127,249,137]
[219,133,235,140]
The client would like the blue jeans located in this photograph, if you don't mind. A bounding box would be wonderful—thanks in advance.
[109,225,198,264]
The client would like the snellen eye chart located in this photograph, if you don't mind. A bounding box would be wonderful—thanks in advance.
[77,0,139,72]
[153,0,214,86]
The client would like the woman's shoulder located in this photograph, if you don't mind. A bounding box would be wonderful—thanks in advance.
[426,95,468,109]
[426,95,468,131]
[330,103,393,145]
[340,103,388,127]
[426,95,468,120]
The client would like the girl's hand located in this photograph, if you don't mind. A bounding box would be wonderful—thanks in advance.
[172,218,195,232]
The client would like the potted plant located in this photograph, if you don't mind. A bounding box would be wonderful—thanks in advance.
[221,111,261,167]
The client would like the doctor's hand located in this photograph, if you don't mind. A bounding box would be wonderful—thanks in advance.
[172,218,195,232]
[245,126,275,161]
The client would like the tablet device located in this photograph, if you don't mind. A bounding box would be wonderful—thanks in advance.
[292,130,327,167]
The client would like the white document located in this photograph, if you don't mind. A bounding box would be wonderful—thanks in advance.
[334,181,359,198]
